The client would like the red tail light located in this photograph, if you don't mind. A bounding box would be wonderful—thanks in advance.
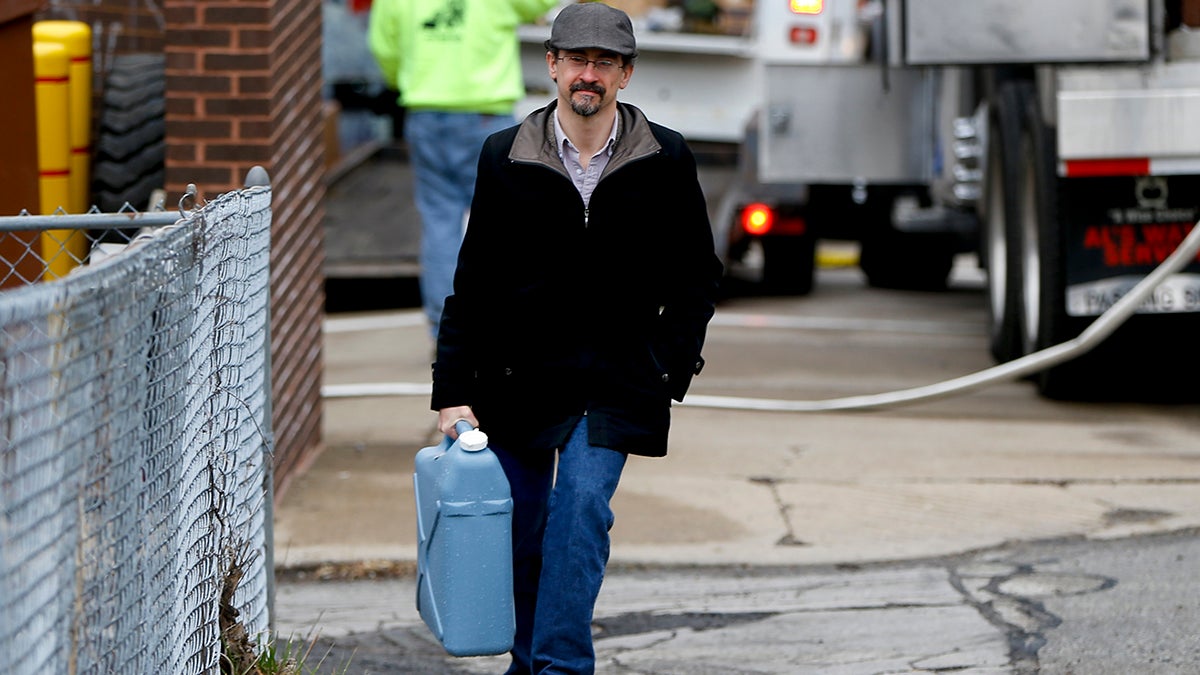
[790,25,819,44]
[741,203,776,235]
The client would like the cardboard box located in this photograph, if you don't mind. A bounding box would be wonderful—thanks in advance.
[717,9,752,36]
[599,0,668,20]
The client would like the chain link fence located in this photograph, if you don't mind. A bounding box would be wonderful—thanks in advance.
[0,174,274,674]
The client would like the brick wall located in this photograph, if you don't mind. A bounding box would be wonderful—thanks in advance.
[261,0,327,495]
[163,0,326,496]
[39,0,326,496]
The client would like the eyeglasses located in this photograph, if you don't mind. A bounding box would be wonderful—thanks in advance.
[556,55,623,74]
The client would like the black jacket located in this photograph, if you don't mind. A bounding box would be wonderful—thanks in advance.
[431,101,722,456]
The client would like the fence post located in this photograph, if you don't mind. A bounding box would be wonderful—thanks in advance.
[245,166,278,631]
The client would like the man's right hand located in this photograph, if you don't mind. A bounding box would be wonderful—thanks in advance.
[438,406,478,438]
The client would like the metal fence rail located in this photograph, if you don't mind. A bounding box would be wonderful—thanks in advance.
[0,177,273,674]
[0,200,186,288]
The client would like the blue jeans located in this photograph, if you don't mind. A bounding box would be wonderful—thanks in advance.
[403,110,513,336]
[490,418,628,675]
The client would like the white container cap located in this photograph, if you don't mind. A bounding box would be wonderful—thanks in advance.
[459,429,489,452]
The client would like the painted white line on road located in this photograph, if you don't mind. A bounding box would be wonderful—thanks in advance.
[320,219,1200,410]
[322,308,981,337]
[324,382,431,398]
[709,312,983,336]
[324,310,426,334]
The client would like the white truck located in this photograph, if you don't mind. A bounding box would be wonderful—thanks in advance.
[521,0,1200,399]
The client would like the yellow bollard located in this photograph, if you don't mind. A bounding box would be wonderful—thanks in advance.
[32,40,83,280]
[34,21,92,215]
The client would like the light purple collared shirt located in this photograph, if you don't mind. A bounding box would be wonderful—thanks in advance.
[554,110,619,207]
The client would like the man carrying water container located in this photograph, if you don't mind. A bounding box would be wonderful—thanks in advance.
[432,3,722,673]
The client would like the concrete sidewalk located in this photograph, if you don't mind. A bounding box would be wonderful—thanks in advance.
[273,308,1200,572]
[269,307,1200,673]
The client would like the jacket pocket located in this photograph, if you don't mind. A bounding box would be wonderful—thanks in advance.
[647,323,703,402]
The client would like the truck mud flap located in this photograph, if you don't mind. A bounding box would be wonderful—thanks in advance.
[1060,175,1200,317]
[1040,174,1200,399]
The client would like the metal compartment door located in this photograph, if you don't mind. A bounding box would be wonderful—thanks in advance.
[758,64,936,184]
[1057,62,1200,163]
[903,0,1149,65]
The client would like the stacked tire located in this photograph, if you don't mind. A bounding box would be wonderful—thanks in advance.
[92,54,165,213]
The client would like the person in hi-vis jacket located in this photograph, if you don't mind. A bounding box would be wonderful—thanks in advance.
[368,0,557,337]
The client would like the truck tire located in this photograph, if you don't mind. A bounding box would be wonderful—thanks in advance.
[983,82,1032,363]
[92,54,166,213]
[1018,90,1102,399]
[761,236,815,295]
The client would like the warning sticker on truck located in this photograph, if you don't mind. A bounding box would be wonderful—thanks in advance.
[1062,175,1200,317]
[1067,274,1200,316]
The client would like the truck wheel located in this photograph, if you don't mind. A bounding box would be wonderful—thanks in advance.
[1018,92,1097,399]
[983,82,1032,363]
[760,236,815,295]
[92,54,166,213]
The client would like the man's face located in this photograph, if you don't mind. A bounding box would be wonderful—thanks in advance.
[547,48,633,118]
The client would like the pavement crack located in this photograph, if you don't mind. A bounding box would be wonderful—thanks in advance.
[593,610,778,640]
[748,476,809,547]
[947,560,1119,675]
[947,575,1040,673]
[1102,507,1174,526]
[908,648,982,672]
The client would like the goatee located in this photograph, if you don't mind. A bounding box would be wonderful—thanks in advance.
[569,83,605,117]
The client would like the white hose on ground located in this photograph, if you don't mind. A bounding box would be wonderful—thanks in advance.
[322,219,1200,412]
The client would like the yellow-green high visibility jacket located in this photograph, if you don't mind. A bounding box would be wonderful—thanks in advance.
[368,0,556,115]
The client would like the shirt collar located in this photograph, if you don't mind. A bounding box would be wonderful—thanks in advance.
[554,109,620,159]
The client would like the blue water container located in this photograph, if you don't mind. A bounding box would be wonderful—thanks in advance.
[413,420,514,656]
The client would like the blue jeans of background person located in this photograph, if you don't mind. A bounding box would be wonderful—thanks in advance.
[403,110,513,336]
[490,418,628,675]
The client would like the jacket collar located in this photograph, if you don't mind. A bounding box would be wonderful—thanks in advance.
[509,100,661,178]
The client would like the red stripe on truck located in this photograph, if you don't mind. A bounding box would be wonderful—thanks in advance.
[1063,158,1150,177]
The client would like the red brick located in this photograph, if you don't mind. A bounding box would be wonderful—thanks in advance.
[165,96,196,116]
[166,145,196,162]
[165,164,236,188]
[1185,0,1200,27]
[239,75,270,95]
[168,74,233,94]
[204,51,270,72]
[206,142,271,162]
[237,28,272,49]
[172,28,233,49]
[239,120,273,140]
[205,97,271,117]
[164,6,197,25]
[203,5,271,25]
[167,119,232,139]
[164,51,196,71]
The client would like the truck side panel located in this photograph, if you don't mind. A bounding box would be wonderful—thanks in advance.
[758,65,937,184]
[904,0,1150,65]
[1057,63,1200,163]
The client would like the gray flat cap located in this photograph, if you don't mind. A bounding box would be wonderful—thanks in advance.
[545,3,638,59]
